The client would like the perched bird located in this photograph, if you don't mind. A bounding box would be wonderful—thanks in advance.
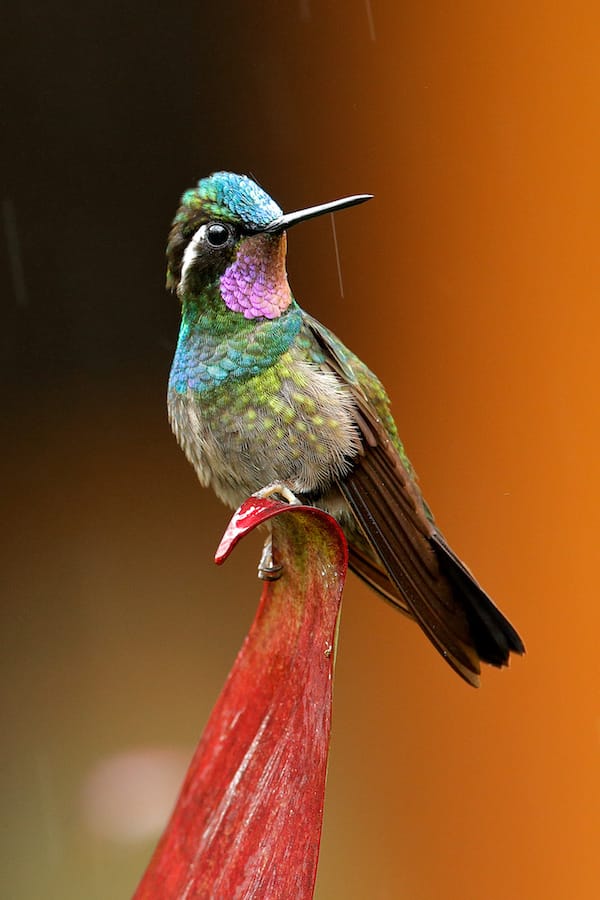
[166,171,524,686]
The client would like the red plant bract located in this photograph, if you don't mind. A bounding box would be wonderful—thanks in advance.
[134,496,348,900]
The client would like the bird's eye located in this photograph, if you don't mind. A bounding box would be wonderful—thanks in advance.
[205,223,232,248]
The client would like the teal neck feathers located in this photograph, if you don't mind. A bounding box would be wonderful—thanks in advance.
[169,284,303,396]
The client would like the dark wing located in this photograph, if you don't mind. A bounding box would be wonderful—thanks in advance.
[304,313,524,687]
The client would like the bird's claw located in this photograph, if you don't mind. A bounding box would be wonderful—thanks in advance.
[254,482,302,506]
[255,485,301,580]
[257,533,284,581]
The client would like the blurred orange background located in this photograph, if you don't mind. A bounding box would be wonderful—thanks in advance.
[3,2,599,898]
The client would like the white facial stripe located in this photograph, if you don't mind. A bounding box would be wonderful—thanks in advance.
[178,225,207,296]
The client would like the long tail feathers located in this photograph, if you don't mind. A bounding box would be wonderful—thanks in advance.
[430,533,525,666]
[339,444,525,687]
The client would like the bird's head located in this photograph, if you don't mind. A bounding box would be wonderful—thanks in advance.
[167,171,372,320]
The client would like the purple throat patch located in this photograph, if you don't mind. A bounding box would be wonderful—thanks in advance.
[220,236,292,319]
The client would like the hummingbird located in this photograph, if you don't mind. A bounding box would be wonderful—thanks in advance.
[166,171,524,687]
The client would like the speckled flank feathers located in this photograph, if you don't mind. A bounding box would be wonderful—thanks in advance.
[169,340,362,510]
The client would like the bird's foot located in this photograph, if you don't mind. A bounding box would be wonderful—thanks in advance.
[255,484,302,580]
[254,482,302,506]
[257,533,283,582]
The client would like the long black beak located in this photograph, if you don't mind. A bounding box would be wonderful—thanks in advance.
[262,193,373,234]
